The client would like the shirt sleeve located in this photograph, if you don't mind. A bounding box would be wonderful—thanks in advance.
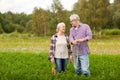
[85,25,92,41]
[69,28,74,43]
[49,36,55,59]
[66,36,72,55]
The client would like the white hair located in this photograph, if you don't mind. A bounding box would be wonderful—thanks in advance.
[70,14,80,21]
[56,22,65,32]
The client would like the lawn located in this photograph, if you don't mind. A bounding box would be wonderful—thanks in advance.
[0,34,120,54]
[0,34,120,80]
[0,52,120,80]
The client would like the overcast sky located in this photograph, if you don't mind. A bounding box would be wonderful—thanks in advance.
[0,0,78,14]
[0,0,114,14]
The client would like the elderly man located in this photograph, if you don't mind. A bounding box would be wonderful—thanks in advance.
[69,14,92,76]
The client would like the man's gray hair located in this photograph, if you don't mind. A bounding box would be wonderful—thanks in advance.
[70,14,80,21]
[56,22,65,32]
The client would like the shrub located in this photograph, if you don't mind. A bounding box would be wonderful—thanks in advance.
[0,23,4,34]
[15,24,24,33]
[102,29,120,35]
[4,23,16,33]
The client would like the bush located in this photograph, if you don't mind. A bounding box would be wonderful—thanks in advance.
[0,32,35,39]
[102,29,120,35]
[0,23,4,34]
[4,23,16,33]
[15,24,24,33]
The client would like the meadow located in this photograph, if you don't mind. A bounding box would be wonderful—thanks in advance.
[0,34,120,80]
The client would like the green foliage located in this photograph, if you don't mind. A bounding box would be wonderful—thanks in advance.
[50,0,71,35]
[102,29,120,35]
[3,23,24,33]
[4,23,16,33]
[0,52,120,80]
[13,13,32,27]
[15,24,24,33]
[52,0,63,12]
[32,8,49,36]
[4,11,14,23]
[0,23,4,34]
[31,0,71,36]
[1,12,31,33]
[73,0,110,30]
[25,20,33,33]
[0,0,120,36]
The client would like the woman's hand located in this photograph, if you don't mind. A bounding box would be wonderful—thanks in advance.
[51,58,54,63]
[69,55,73,64]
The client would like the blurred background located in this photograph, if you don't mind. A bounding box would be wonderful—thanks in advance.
[0,0,120,54]
[0,0,120,36]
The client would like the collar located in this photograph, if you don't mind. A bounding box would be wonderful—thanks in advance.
[54,33,67,37]
[73,23,82,30]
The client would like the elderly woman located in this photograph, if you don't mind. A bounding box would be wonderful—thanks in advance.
[49,22,72,73]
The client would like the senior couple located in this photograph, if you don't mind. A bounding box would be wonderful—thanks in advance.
[49,14,92,76]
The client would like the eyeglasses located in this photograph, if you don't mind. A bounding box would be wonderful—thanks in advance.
[70,19,76,22]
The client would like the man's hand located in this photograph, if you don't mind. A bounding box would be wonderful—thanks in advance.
[72,40,78,45]
[76,38,87,43]
[72,38,87,45]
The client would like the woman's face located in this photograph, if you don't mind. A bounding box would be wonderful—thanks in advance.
[59,26,65,33]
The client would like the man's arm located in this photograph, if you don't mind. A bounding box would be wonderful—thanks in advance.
[77,25,92,43]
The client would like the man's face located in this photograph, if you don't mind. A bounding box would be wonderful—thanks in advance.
[70,19,78,27]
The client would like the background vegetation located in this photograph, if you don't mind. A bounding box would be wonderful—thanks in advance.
[0,0,120,36]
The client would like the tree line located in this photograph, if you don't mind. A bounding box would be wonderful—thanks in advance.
[0,0,120,36]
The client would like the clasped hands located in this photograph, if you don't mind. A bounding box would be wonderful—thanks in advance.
[72,38,86,45]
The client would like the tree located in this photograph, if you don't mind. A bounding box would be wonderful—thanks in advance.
[4,11,14,23]
[51,0,64,24]
[112,0,120,29]
[32,8,49,36]
[73,0,90,23]
[25,20,33,33]
[50,0,71,35]
[0,12,4,33]
[14,13,31,27]
[15,24,24,33]
[0,23,4,34]
[73,0,110,31]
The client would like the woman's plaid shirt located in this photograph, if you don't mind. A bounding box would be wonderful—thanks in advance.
[49,34,72,59]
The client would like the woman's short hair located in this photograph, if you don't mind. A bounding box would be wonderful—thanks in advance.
[56,22,65,32]
[70,14,80,21]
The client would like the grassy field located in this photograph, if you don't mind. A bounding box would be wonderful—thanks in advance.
[0,34,120,54]
[0,52,120,80]
[0,34,120,80]
[0,35,50,53]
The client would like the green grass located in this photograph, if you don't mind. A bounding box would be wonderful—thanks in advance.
[89,36,120,54]
[0,35,120,54]
[0,35,50,53]
[0,34,120,79]
[0,52,120,80]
